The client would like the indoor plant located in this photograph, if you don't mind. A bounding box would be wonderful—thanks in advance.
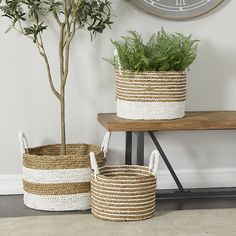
[107,29,198,120]
[0,0,112,211]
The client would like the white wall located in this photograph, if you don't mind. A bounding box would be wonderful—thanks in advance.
[0,0,236,192]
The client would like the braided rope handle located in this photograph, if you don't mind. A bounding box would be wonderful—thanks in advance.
[18,131,29,155]
[148,150,160,176]
[90,152,100,180]
[101,131,111,158]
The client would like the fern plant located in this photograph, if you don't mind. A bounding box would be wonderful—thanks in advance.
[107,29,198,72]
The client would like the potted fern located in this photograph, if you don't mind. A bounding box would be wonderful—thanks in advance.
[107,29,198,120]
[0,0,112,211]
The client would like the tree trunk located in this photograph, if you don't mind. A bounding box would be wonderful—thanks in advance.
[60,87,66,155]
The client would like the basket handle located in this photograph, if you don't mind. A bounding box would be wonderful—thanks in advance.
[90,152,100,180]
[18,131,29,155]
[101,131,111,158]
[148,150,160,176]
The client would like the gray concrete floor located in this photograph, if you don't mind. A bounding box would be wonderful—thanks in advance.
[1,194,236,218]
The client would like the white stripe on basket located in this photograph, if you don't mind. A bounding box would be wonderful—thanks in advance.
[96,172,154,178]
[92,199,155,209]
[92,194,155,203]
[91,196,155,204]
[92,213,154,222]
[99,165,151,173]
[116,88,186,95]
[116,84,187,91]
[99,165,150,170]
[95,179,157,185]
[92,208,155,218]
[93,179,157,187]
[94,175,155,183]
[23,167,92,184]
[115,74,186,80]
[92,204,155,214]
[92,195,155,205]
[91,188,156,197]
[24,191,91,211]
[117,99,185,120]
[99,167,151,173]
[116,80,186,87]
[92,183,157,191]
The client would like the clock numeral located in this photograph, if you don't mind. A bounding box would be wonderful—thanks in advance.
[176,0,186,6]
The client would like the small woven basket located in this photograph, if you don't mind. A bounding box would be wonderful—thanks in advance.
[89,150,160,222]
[115,70,187,120]
[19,132,111,211]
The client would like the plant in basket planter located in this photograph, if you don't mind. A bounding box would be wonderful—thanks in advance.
[0,0,112,211]
[106,29,199,120]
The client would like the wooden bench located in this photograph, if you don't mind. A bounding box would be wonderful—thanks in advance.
[97,111,236,199]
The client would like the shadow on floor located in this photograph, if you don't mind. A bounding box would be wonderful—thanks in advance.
[0,194,236,218]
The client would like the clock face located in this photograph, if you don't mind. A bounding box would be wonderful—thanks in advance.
[130,0,224,20]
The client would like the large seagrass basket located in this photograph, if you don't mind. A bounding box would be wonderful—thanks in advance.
[89,150,160,222]
[115,70,187,120]
[19,132,111,211]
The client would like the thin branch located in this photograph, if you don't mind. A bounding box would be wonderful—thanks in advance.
[69,0,75,11]
[62,12,73,48]
[63,19,76,85]
[37,33,61,99]
[17,20,24,33]
[63,0,70,29]
[52,11,62,26]
[13,20,34,41]
[14,19,60,99]
[59,23,66,81]
[51,0,63,26]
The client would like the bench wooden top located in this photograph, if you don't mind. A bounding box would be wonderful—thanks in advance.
[97,112,236,132]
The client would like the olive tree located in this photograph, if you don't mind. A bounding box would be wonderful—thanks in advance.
[0,0,112,154]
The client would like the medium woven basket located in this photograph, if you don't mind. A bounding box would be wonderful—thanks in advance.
[115,70,187,120]
[19,132,111,211]
[89,150,160,222]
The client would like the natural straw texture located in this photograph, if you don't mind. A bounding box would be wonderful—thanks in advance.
[23,144,105,211]
[115,70,187,120]
[91,165,157,222]
[24,144,105,170]
[23,180,91,195]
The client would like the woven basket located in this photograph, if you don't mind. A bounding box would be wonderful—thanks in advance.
[115,70,187,120]
[19,132,111,211]
[89,150,160,222]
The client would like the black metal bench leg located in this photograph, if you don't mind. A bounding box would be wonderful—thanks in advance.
[125,132,132,165]
[149,131,185,192]
[137,132,144,166]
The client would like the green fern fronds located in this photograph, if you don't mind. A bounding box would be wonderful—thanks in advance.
[107,29,199,72]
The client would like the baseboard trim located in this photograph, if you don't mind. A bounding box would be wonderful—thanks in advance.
[1,168,236,195]
[157,168,236,189]
[0,175,23,195]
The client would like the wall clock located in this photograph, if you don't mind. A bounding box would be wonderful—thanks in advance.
[130,0,224,20]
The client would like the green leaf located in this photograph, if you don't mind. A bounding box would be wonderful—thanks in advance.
[106,29,199,72]
[24,22,47,42]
